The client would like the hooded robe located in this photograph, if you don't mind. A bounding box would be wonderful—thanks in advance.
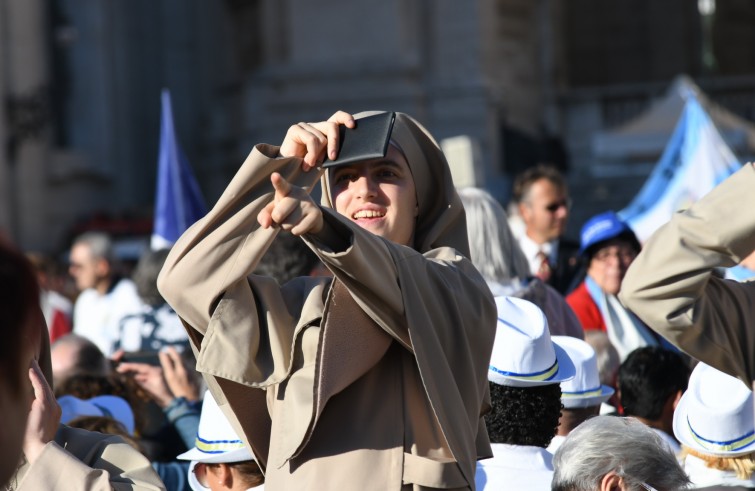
[158,112,497,490]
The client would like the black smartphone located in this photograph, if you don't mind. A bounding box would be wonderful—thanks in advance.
[121,351,162,367]
[322,112,396,168]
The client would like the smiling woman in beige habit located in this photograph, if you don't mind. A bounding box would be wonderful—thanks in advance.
[157,111,496,490]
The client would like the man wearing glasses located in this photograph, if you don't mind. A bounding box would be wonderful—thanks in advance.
[512,164,581,295]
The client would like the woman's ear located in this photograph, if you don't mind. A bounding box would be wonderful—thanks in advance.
[207,463,234,488]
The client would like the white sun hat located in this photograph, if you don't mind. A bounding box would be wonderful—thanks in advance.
[673,362,755,457]
[551,336,614,408]
[488,296,575,387]
[58,394,135,435]
[177,390,254,464]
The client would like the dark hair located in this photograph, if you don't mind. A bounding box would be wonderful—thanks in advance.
[132,248,170,306]
[228,460,265,487]
[618,347,690,420]
[485,382,562,447]
[584,232,641,262]
[254,231,323,285]
[55,373,148,436]
[512,164,567,205]
[0,240,40,394]
[67,415,144,454]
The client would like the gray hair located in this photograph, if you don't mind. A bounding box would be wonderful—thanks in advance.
[458,187,530,282]
[552,416,690,491]
[73,232,114,262]
[132,248,170,306]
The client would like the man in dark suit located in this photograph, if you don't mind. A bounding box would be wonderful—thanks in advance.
[512,164,581,295]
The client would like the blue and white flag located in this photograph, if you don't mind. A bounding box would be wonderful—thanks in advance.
[151,89,207,250]
[618,95,741,242]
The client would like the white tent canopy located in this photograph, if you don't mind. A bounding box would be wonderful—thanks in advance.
[593,75,755,159]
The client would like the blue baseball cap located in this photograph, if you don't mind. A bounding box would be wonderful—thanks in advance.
[579,211,640,256]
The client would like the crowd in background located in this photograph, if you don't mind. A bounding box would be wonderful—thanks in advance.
[3,112,755,491]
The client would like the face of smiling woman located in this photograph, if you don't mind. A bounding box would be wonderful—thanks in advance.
[329,144,418,247]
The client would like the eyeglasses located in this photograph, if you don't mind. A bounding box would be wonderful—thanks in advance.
[544,199,571,213]
[639,482,659,491]
[592,247,637,264]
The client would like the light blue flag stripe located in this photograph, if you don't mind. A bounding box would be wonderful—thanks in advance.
[618,96,741,242]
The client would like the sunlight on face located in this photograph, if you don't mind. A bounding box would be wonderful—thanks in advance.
[329,145,418,246]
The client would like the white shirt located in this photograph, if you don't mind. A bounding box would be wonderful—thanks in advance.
[546,434,566,455]
[475,443,554,490]
[73,278,143,355]
[519,234,559,277]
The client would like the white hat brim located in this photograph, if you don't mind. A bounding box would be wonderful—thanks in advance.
[673,389,755,457]
[187,461,210,491]
[562,385,615,409]
[496,342,576,387]
[177,446,253,464]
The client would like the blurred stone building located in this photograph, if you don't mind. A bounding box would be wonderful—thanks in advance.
[1,0,754,253]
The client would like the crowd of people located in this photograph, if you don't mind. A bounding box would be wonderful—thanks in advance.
[2,109,755,490]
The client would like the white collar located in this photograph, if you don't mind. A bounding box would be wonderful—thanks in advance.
[519,235,559,274]
[488,443,554,470]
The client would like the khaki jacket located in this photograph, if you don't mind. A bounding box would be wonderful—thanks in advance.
[620,164,755,385]
[12,425,165,491]
[158,144,496,490]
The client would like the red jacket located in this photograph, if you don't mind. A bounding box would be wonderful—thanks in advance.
[566,281,607,332]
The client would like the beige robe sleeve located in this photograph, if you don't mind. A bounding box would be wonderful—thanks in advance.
[157,144,328,386]
[619,163,755,385]
[18,429,165,491]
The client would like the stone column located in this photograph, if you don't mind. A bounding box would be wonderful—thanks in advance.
[3,0,51,250]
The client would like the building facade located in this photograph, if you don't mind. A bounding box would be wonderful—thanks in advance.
[1,0,753,253]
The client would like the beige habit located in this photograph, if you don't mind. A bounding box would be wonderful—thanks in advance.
[7,323,165,491]
[620,163,755,385]
[158,112,496,490]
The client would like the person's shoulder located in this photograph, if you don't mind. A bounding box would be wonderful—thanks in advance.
[55,424,130,451]
[74,288,99,305]
[108,278,140,302]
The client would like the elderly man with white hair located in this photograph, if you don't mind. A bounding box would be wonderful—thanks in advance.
[551,416,689,491]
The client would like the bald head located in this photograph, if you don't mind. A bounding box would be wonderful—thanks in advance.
[50,334,108,386]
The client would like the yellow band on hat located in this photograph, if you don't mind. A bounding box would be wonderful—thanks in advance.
[195,436,246,455]
[490,360,559,382]
[688,418,755,453]
[562,387,604,398]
